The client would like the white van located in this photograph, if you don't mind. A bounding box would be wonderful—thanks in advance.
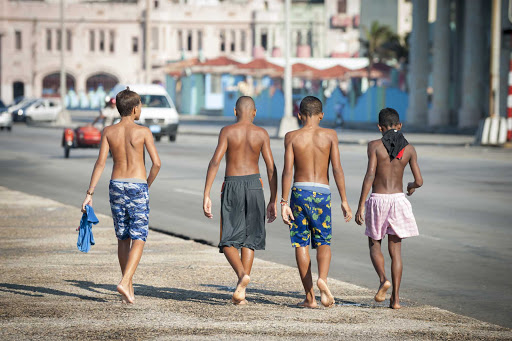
[110,84,179,142]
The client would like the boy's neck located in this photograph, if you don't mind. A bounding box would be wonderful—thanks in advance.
[380,125,401,135]
[301,116,321,128]
[120,116,136,123]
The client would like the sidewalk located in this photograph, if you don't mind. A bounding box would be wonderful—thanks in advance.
[1,186,510,340]
[179,115,475,147]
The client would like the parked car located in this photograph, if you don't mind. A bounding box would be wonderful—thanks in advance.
[9,98,37,122]
[110,84,179,142]
[24,98,62,123]
[0,103,12,131]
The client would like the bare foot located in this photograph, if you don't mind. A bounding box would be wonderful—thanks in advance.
[232,298,248,305]
[232,274,250,303]
[317,278,335,308]
[117,283,133,304]
[390,295,401,309]
[297,299,318,309]
[374,280,391,302]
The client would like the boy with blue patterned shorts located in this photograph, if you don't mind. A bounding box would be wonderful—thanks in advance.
[82,87,161,304]
[281,96,352,308]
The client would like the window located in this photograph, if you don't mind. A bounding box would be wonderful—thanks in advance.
[46,29,52,51]
[151,27,159,50]
[211,74,221,94]
[261,32,267,50]
[338,0,346,14]
[109,30,115,52]
[15,31,22,50]
[187,31,192,51]
[89,30,95,52]
[198,30,203,51]
[132,37,138,53]
[230,30,235,52]
[99,30,105,51]
[220,30,225,52]
[56,29,61,51]
[177,30,183,50]
[241,31,246,52]
[66,30,72,51]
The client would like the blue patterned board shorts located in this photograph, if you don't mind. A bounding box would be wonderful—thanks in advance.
[289,185,332,249]
[109,180,150,242]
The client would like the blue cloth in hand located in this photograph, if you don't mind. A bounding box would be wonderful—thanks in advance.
[77,205,99,253]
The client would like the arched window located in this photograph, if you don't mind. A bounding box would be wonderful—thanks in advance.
[86,73,119,93]
[42,73,75,97]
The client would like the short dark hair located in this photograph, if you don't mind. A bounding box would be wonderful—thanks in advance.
[299,96,323,117]
[378,107,400,127]
[116,87,141,117]
[235,96,255,113]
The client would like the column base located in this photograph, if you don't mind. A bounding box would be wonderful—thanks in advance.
[428,107,450,127]
[278,116,299,138]
[458,107,482,129]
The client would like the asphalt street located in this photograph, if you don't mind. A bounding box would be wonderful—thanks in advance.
[0,123,511,328]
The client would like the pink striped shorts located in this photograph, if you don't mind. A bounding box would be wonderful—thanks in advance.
[365,193,419,240]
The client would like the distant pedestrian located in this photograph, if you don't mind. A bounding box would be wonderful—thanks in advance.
[203,96,278,304]
[281,96,352,308]
[355,107,423,309]
[81,87,161,304]
[91,97,120,129]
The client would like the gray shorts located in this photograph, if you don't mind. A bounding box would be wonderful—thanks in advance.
[219,174,266,253]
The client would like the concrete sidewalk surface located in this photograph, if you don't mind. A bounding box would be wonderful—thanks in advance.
[0,186,510,340]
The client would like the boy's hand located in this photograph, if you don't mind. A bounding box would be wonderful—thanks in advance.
[355,206,365,225]
[407,182,416,196]
[81,194,92,213]
[341,201,352,222]
[281,204,294,226]
[267,201,277,223]
[203,196,213,219]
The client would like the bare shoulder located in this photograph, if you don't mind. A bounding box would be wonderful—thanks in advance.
[368,139,382,151]
[405,143,417,157]
[284,129,300,145]
[320,127,338,140]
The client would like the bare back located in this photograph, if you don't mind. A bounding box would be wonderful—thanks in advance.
[104,121,148,180]
[371,140,413,194]
[224,122,267,176]
[287,126,334,184]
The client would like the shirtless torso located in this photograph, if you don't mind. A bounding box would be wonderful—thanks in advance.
[366,140,420,194]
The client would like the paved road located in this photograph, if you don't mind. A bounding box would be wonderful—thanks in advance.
[1,123,511,328]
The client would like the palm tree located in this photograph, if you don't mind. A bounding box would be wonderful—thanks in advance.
[360,21,397,79]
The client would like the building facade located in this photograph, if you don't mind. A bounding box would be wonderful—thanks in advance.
[0,0,364,105]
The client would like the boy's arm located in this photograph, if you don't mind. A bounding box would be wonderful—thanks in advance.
[355,142,377,225]
[144,128,161,188]
[81,129,110,211]
[203,128,228,219]
[261,130,278,223]
[329,131,352,222]
[281,132,294,226]
[406,145,423,196]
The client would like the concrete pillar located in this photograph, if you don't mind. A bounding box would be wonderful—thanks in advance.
[254,25,261,47]
[458,0,485,128]
[428,0,451,126]
[407,0,429,125]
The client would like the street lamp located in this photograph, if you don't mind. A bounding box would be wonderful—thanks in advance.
[277,0,299,138]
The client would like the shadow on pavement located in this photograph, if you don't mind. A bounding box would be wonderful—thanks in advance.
[0,282,107,302]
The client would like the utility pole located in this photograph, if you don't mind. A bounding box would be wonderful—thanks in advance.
[56,0,70,125]
[489,0,501,117]
[145,0,151,84]
[278,0,298,138]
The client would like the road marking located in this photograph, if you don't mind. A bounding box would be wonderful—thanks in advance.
[174,188,203,196]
